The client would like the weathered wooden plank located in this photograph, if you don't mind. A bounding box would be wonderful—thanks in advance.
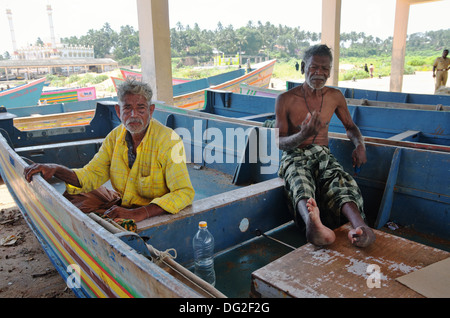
[251,223,449,298]
[375,148,402,229]
[388,130,420,141]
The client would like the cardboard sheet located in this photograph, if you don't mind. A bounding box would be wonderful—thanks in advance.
[396,257,450,298]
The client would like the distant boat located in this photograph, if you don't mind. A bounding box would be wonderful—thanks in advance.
[119,67,192,85]
[111,60,277,110]
[0,77,46,108]
[40,86,97,104]
[173,60,276,110]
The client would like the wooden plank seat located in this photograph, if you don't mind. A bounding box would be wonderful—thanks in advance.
[387,130,421,141]
[250,223,449,298]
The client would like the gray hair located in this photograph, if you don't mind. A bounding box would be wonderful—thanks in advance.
[117,79,153,106]
[303,44,333,65]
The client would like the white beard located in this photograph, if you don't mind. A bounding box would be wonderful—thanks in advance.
[306,76,327,90]
[123,118,149,135]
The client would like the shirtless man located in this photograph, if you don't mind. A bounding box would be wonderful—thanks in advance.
[275,44,375,247]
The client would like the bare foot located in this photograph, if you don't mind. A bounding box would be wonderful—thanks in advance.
[348,226,376,247]
[305,198,336,246]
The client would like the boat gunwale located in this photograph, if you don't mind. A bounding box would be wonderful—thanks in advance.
[136,177,285,232]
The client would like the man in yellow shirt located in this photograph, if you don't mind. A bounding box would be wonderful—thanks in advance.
[433,49,450,93]
[24,79,195,222]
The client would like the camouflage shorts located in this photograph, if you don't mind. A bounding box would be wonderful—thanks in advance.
[278,145,365,228]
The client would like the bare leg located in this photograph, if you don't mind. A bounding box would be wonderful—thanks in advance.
[297,198,336,246]
[341,202,376,247]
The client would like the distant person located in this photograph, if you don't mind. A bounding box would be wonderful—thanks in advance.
[295,61,300,71]
[433,49,450,93]
[275,44,375,248]
[369,64,374,78]
[364,64,369,74]
[246,59,251,73]
[24,79,195,226]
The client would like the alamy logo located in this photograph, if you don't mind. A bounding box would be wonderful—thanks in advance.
[170,120,279,175]
[66,264,81,289]
[366,264,381,288]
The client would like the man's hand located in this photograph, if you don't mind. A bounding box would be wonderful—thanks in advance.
[299,111,324,139]
[104,206,143,221]
[24,163,57,182]
[23,163,81,187]
[104,204,165,222]
[352,144,367,170]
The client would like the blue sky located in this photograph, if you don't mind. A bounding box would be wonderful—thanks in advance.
[0,0,448,54]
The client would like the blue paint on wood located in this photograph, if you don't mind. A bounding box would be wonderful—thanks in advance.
[287,81,450,106]
[375,148,402,229]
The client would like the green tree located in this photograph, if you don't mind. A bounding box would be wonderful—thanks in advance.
[114,25,139,60]
[78,22,118,58]
[60,19,449,66]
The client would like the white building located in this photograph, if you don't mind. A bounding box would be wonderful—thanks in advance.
[8,5,95,61]
[13,44,95,61]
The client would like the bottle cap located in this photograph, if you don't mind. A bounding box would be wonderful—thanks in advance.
[199,221,207,228]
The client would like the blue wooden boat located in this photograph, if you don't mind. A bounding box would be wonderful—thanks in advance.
[240,83,450,111]
[0,101,448,298]
[119,67,193,85]
[199,90,450,152]
[0,77,46,109]
[39,86,97,104]
[4,87,449,154]
[287,81,450,107]
[111,68,247,98]
[112,60,276,110]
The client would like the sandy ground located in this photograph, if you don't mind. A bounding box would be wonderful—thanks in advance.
[337,71,437,95]
[0,180,75,298]
[0,70,446,299]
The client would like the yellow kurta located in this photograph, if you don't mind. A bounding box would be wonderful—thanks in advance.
[66,119,194,214]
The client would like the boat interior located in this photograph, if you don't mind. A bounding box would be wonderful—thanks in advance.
[201,90,450,147]
[1,101,449,298]
[5,87,450,148]
[287,81,450,106]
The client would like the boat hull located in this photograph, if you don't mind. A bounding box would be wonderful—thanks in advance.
[40,86,97,104]
[0,78,46,108]
[174,60,276,110]
[111,60,276,110]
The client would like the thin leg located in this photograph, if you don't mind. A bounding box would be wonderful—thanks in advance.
[296,198,336,246]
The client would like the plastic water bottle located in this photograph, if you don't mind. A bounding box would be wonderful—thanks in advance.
[193,221,216,286]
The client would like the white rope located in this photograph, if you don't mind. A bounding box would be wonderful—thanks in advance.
[147,244,177,264]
